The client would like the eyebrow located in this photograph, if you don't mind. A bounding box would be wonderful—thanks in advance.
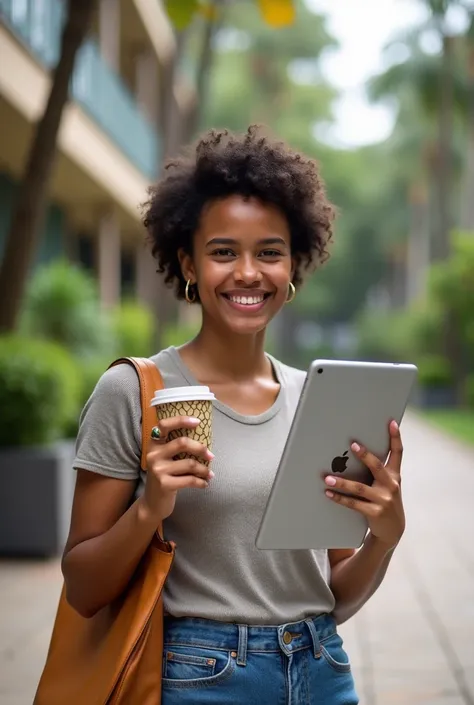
[206,237,288,247]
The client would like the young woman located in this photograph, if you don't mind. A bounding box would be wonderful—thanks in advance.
[62,126,406,705]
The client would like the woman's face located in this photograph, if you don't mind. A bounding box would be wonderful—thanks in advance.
[179,194,294,337]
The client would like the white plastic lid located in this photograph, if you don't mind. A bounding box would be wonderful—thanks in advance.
[150,385,215,406]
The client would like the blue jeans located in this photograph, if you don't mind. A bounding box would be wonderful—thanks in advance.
[161,613,359,704]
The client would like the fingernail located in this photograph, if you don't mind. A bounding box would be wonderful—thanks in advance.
[209,470,215,479]
[391,420,399,431]
[207,451,215,460]
[189,418,200,426]
[325,490,334,498]
[325,475,337,486]
[351,442,361,453]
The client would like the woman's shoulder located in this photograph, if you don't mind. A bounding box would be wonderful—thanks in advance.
[94,347,182,398]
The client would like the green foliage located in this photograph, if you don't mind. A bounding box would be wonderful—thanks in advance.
[355,310,414,362]
[417,354,453,388]
[465,374,474,409]
[21,260,113,359]
[202,0,336,139]
[355,305,442,362]
[164,0,199,29]
[111,299,155,358]
[356,233,474,395]
[428,233,474,328]
[0,335,81,447]
[162,321,201,348]
[423,233,474,369]
[64,300,157,437]
[422,408,474,445]
[165,0,297,31]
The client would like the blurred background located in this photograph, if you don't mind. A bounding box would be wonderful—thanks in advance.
[0,0,473,703]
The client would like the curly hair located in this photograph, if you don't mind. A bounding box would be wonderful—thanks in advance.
[142,125,336,301]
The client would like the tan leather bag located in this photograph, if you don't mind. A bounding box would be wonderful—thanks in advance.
[34,357,175,705]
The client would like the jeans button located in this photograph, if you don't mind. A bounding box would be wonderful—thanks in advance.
[283,631,292,645]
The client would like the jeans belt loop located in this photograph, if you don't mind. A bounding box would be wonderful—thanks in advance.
[237,624,248,666]
[305,618,322,659]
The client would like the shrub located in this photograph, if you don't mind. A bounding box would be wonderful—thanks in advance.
[356,310,414,362]
[465,374,474,410]
[21,259,114,359]
[0,335,82,447]
[162,321,200,349]
[355,305,443,363]
[111,299,155,357]
[417,355,453,389]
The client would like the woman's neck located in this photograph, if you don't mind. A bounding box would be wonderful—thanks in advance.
[179,323,271,383]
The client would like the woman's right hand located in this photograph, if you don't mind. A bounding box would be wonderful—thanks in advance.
[141,416,214,522]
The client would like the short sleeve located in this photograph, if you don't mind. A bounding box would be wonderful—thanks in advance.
[73,363,142,480]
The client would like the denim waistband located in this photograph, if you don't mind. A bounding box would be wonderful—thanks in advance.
[163,613,337,665]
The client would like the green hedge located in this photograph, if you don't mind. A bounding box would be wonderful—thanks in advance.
[0,335,81,447]
[21,259,113,359]
[111,299,155,358]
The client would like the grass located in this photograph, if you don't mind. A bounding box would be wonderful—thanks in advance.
[422,409,474,446]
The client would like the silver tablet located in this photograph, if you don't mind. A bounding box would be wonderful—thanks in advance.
[256,359,418,550]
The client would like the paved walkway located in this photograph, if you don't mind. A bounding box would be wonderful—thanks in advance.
[1,412,473,705]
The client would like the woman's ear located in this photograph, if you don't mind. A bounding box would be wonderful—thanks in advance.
[178,248,196,283]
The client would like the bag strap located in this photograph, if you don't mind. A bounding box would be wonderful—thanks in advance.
[108,357,164,472]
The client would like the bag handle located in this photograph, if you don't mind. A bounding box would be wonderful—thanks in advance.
[107,357,172,546]
[108,357,164,471]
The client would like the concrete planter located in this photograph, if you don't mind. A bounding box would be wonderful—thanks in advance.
[0,441,75,557]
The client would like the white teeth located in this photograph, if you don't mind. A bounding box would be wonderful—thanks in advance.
[229,295,264,305]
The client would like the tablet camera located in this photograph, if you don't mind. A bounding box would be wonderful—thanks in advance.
[317,368,323,374]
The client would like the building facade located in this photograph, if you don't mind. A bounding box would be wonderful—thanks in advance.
[0,0,194,313]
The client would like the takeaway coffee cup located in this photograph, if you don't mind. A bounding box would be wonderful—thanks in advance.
[150,386,215,464]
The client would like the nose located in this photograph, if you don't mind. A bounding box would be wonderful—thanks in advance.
[234,253,262,285]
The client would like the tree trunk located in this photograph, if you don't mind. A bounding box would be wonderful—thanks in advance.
[406,181,430,303]
[0,0,97,332]
[154,33,192,350]
[432,33,454,262]
[186,14,220,137]
[159,33,190,159]
[462,43,474,231]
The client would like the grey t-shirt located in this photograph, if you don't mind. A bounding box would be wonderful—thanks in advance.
[74,346,335,624]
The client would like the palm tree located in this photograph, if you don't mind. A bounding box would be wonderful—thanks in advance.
[369,21,469,261]
[0,0,96,332]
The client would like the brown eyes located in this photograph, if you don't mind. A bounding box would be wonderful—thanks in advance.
[260,250,282,258]
[210,249,282,258]
[211,248,234,257]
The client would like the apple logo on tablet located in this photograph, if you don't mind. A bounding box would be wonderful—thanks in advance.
[331,450,349,473]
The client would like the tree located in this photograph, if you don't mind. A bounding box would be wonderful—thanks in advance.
[164,0,296,31]
[366,2,474,400]
[462,15,474,229]
[197,0,337,358]
[369,24,469,262]
[0,0,97,332]
[201,0,336,139]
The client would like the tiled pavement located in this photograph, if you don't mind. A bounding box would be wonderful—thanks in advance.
[1,412,473,705]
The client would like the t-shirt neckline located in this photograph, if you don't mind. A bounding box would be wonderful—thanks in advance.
[164,346,284,425]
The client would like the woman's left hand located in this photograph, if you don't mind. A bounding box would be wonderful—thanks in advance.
[324,420,405,550]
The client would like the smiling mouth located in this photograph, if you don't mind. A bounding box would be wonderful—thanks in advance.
[222,293,271,306]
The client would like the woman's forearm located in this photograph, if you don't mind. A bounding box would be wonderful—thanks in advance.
[61,497,159,618]
[330,532,397,624]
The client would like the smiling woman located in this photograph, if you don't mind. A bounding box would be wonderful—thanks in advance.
[58,125,373,705]
[143,125,335,301]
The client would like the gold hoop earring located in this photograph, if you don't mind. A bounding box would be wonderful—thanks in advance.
[185,279,196,304]
[286,281,296,304]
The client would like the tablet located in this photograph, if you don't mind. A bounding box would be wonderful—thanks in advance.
[255,359,418,550]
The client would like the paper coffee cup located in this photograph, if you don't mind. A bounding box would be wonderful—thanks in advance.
[151,386,215,464]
